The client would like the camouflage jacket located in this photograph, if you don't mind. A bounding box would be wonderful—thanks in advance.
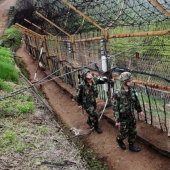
[113,86,142,122]
[76,77,106,106]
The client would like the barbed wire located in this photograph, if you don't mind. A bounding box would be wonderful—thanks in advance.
[0,47,133,102]
[15,0,170,34]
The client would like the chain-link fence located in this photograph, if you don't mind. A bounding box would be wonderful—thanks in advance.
[14,0,170,133]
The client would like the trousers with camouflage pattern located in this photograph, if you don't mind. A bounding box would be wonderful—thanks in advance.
[83,102,99,127]
[113,86,142,144]
[117,115,137,143]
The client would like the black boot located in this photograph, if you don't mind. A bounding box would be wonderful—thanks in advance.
[129,144,141,152]
[116,138,126,150]
[94,126,103,134]
[86,118,93,129]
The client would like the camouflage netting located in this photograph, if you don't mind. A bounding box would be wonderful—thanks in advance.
[14,0,170,34]
[13,0,170,131]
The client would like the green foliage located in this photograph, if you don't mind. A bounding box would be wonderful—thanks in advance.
[109,19,170,56]
[15,101,35,114]
[0,47,13,64]
[0,47,19,83]
[15,143,26,152]
[0,129,26,153]
[0,94,35,116]
[0,26,22,50]
[0,79,14,92]
[0,62,19,83]
[5,131,17,143]
[4,105,14,112]
[36,126,49,135]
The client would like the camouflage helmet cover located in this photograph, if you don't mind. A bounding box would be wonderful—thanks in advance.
[82,69,90,79]
[119,72,132,83]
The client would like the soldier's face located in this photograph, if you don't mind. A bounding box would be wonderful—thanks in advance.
[86,72,93,80]
[125,80,133,87]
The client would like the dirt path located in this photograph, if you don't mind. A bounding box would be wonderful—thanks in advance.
[16,42,170,170]
[0,0,17,35]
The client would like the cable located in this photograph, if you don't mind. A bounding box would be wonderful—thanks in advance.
[0,46,137,102]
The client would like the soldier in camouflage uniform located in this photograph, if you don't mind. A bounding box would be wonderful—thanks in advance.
[113,72,145,152]
[76,69,108,134]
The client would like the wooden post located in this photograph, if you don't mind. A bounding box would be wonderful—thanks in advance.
[43,36,53,72]
[54,36,63,76]
[71,36,78,87]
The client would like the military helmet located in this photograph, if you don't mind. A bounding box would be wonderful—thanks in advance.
[119,72,132,83]
[82,69,90,80]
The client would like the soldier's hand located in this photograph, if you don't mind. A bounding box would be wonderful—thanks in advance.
[115,122,121,127]
[78,105,82,109]
[139,111,145,120]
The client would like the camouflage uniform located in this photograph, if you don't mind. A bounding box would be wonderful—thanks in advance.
[76,69,107,129]
[113,86,142,144]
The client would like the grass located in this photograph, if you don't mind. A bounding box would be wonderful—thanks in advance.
[0,47,13,64]
[36,126,49,135]
[0,129,27,153]
[0,62,19,82]
[0,79,14,92]
[138,92,169,118]
[0,93,35,116]
[0,47,20,82]
[0,26,22,50]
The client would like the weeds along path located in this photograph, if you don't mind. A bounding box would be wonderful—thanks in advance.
[15,40,170,170]
[0,70,88,169]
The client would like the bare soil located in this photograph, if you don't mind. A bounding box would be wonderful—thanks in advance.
[1,0,170,169]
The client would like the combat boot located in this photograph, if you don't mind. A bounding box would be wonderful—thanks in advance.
[94,126,103,134]
[86,118,93,129]
[129,144,141,152]
[116,138,126,150]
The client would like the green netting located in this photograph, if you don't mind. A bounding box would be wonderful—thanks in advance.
[15,0,170,34]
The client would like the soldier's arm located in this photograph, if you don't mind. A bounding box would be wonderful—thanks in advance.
[75,85,83,106]
[94,76,108,84]
[113,92,120,122]
[134,94,142,113]
[134,93,145,120]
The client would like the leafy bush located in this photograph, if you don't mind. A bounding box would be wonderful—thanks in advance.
[0,62,19,83]
[0,78,14,92]
[0,94,35,116]
[0,47,13,64]
[15,101,35,114]
[0,46,19,83]
[0,27,22,50]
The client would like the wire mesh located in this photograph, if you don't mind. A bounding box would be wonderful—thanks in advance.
[17,0,170,133]
[15,0,170,34]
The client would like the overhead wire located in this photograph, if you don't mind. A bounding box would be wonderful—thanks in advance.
[0,46,134,101]
[3,25,170,101]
